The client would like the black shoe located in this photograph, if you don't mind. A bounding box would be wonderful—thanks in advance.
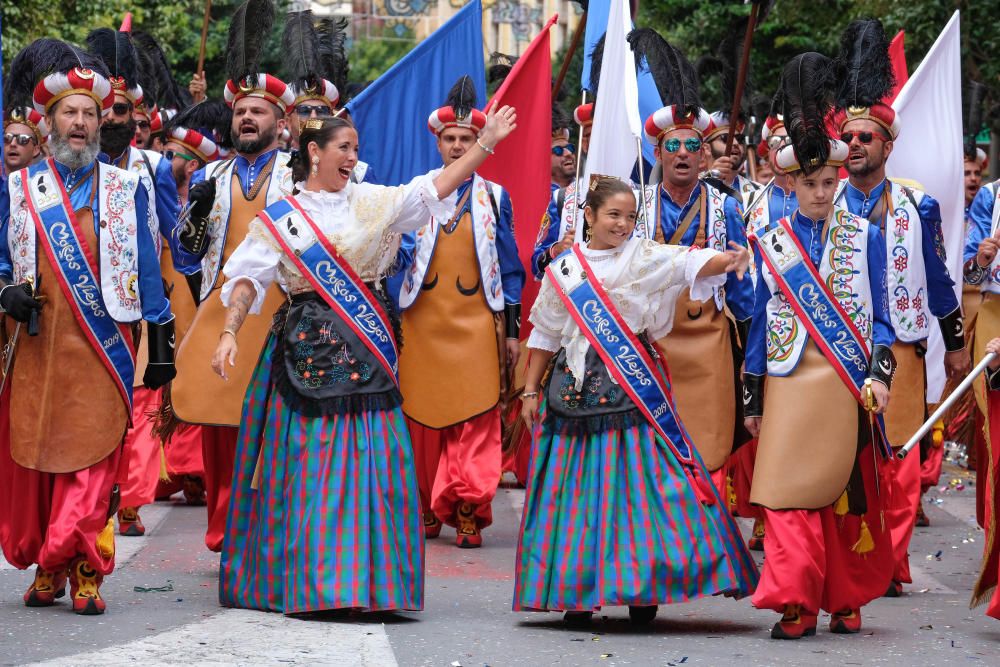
[884,580,902,598]
[563,610,593,627]
[628,605,658,626]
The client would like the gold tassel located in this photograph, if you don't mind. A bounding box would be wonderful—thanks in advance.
[158,443,171,483]
[833,490,850,516]
[851,518,875,555]
[96,517,116,559]
[932,419,944,448]
[726,473,737,510]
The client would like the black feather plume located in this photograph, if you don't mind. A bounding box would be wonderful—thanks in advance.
[552,104,571,133]
[86,28,140,88]
[782,52,835,175]
[226,0,277,86]
[965,81,987,159]
[444,75,478,119]
[132,31,189,111]
[166,100,234,150]
[627,28,700,114]
[833,18,895,110]
[283,10,320,91]
[488,52,518,86]
[587,34,605,95]
[316,17,349,98]
[5,39,109,111]
[749,92,771,143]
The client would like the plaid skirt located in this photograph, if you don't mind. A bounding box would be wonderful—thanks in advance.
[219,334,424,614]
[513,403,759,612]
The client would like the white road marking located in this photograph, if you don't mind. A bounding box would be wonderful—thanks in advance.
[25,608,398,667]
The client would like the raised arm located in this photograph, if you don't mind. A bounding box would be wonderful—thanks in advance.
[431,104,517,200]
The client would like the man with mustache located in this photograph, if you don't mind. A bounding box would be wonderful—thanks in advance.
[0,39,175,615]
[831,19,967,600]
[86,27,187,538]
[170,5,294,551]
[3,107,47,173]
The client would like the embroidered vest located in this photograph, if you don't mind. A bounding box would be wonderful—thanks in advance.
[7,163,144,322]
[399,174,505,312]
[759,207,874,376]
[198,152,293,301]
[119,146,164,254]
[836,179,929,342]
[984,182,1000,292]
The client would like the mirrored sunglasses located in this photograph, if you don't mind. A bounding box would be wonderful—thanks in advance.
[663,137,702,153]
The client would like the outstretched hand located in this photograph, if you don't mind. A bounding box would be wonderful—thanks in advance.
[480,104,518,148]
[724,241,751,280]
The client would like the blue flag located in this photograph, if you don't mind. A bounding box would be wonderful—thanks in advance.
[581,1,661,166]
[347,0,487,185]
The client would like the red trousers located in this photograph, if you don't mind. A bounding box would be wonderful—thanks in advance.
[408,407,502,528]
[119,386,162,508]
[920,442,945,493]
[0,393,121,575]
[202,425,238,552]
[752,446,892,615]
[884,450,921,583]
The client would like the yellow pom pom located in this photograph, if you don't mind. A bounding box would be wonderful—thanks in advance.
[96,517,116,559]
[932,419,944,448]
[851,518,875,556]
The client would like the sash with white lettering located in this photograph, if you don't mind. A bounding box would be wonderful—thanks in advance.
[546,246,698,462]
[20,158,136,412]
[258,197,399,383]
[751,216,890,457]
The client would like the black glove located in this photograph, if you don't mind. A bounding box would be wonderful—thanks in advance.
[504,303,522,339]
[869,344,896,390]
[185,271,203,306]
[178,178,216,254]
[735,317,752,351]
[0,280,42,323]
[938,307,965,353]
[743,372,764,418]
[143,319,177,390]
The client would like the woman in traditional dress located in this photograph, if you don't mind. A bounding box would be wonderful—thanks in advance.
[515,177,759,627]
[210,106,517,615]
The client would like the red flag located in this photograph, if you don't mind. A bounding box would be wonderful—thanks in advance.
[479,14,558,336]
[887,31,908,103]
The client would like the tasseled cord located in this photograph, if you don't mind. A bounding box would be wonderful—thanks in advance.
[851,518,875,556]
[148,385,179,483]
[96,518,116,559]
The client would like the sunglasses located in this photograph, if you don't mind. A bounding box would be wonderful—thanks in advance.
[840,130,888,145]
[112,102,133,116]
[136,121,151,131]
[164,149,196,162]
[294,104,333,118]
[712,133,744,146]
[662,137,703,153]
[4,133,35,146]
[551,144,576,156]
[767,135,791,150]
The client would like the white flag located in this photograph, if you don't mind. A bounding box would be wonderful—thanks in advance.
[579,0,642,242]
[886,10,962,402]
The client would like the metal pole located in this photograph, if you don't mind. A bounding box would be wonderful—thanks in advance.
[570,90,587,236]
[636,136,648,223]
[898,352,997,459]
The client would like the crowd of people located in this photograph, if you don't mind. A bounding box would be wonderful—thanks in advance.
[2,3,1000,643]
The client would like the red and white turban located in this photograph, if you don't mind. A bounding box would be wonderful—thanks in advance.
[830,102,900,140]
[703,111,746,142]
[4,106,49,144]
[427,106,487,136]
[289,79,340,110]
[644,105,711,146]
[33,67,115,116]
[760,114,785,143]
[149,108,176,135]
[169,127,220,163]
[776,139,849,174]
[224,74,295,112]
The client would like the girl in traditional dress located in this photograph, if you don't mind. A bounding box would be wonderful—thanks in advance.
[516,176,759,627]
[210,107,517,615]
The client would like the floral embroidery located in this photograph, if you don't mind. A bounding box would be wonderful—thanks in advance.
[292,315,373,389]
[557,362,620,409]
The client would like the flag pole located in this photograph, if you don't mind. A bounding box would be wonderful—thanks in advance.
[635,136,647,221]
[724,1,761,156]
[570,90,587,235]
[197,0,213,77]
[553,11,587,97]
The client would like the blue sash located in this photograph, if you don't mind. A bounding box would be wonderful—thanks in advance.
[546,246,696,463]
[258,197,399,383]
[750,214,890,457]
[20,158,136,412]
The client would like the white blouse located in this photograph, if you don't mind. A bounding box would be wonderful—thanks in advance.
[527,236,726,390]
[220,171,456,313]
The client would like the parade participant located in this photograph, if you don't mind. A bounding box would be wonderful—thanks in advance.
[3,108,47,173]
[132,30,192,155]
[550,105,574,189]
[515,175,758,626]
[397,76,524,548]
[831,19,967,598]
[170,0,294,552]
[704,111,760,203]
[0,39,175,614]
[212,105,517,613]
[744,52,896,639]
[628,28,754,489]
[972,337,1000,619]
[86,27,185,537]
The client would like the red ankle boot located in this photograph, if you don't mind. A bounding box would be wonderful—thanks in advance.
[770,604,817,639]
[69,557,106,615]
[117,507,145,536]
[423,511,442,539]
[23,567,67,607]
[455,502,482,548]
[830,608,862,634]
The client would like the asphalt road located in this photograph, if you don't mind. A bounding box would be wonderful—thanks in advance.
[2,465,997,666]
